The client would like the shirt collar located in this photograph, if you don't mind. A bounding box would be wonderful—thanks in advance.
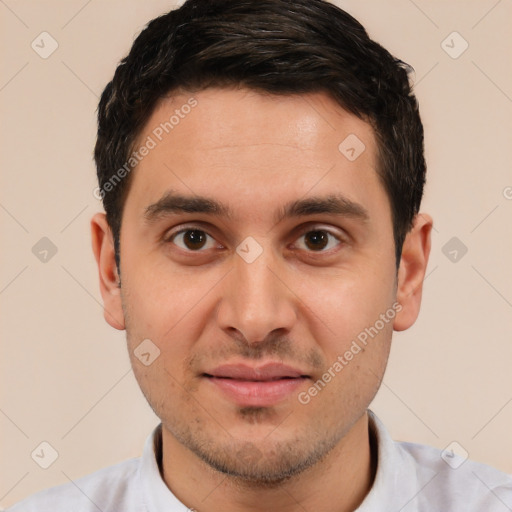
[139,423,190,511]
[358,409,437,511]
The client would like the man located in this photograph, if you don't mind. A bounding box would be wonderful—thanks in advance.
[8,0,512,510]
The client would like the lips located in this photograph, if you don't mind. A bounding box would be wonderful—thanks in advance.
[205,363,308,380]
[203,362,310,406]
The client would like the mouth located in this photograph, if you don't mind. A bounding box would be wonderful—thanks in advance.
[202,362,310,407]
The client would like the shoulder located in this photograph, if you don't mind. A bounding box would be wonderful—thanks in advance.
[365,410,512,511]
[6,457,141,512]
[397,440,512,511]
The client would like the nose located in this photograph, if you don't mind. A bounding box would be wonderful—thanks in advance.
[215,244,297,345]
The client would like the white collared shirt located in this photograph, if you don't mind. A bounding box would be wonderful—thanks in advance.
[6,410,512,511]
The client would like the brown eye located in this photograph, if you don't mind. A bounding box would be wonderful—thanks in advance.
[169,229,216,251]
[304,230,329,251]
[295,229,341,252]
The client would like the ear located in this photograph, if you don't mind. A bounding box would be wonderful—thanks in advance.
[393,213,433,331]
[90,212,125,330]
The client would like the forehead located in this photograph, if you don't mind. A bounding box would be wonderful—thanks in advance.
[142,87,375,154]
[124,87,388,226]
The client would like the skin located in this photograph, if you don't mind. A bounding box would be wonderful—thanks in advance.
[91,87,432,512]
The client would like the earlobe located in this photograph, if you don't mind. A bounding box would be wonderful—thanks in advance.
[90,212,126,331]
[393,213,433,332]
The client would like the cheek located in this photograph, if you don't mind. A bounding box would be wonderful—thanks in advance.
[296,269,395,346]
[305,319,393,412]
[122,260,211,341]
[128,351,197,427]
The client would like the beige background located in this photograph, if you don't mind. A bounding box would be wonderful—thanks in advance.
[1,0,511,507]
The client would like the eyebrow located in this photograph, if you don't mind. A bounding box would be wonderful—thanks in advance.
[143,189,369,225]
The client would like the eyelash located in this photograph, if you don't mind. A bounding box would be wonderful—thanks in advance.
[165,225,344,254]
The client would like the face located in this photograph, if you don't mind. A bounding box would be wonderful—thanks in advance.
[97,87,409,483]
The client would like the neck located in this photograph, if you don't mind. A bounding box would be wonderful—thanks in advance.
[160,411,377,512]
